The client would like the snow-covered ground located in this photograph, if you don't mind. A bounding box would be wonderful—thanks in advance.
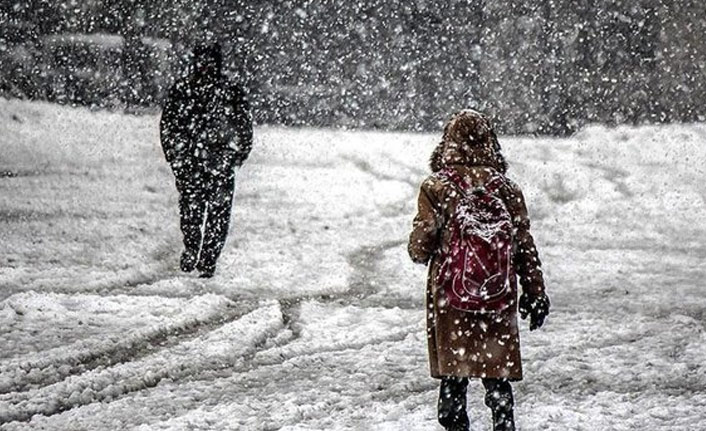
[1,98,705,430]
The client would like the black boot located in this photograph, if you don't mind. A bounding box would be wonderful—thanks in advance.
[196,261,216,278]
[180,249,198,273]
[482,379,515,431]
[438,377,470,431]
[491,406,515,431]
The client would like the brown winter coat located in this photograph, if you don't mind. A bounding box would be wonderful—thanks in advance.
[408,113,546,381]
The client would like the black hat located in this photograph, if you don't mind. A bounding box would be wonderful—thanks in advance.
[192,42,222,71]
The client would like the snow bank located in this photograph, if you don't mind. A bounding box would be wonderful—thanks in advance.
[120,302,429,431]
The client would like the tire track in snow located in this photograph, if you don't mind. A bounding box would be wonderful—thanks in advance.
[222,239,411,373]
[234,151,422,374]
[0,296,258,395]
[0,239,183,302]
[227,238,411,335]
[121,299,426,431]
[249,324,418,371]
[11,324,426,431]
[1,142,423,426]
[0,303,283,424]
[190,239,414,389]
[216,238,419,386]
[115,333,426,431]
[2,232,407,409]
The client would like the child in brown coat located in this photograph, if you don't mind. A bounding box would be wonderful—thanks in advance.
[408,110,550,431]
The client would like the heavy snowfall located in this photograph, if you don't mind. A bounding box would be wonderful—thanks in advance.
[1,98,705,430]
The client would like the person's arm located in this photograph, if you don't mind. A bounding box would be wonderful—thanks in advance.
[229,84,253,166]
[502,179,550,329]
[502,180,545,295]
[159,82,188,166]
[408,178,442,265]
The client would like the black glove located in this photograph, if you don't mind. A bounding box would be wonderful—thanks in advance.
[519,293,550,331]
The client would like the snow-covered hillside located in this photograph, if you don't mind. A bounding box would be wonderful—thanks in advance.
[1,98,705,430]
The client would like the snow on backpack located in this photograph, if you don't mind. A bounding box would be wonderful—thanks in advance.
[436,168,515,313]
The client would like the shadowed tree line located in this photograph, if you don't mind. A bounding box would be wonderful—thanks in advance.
[0,0,704,134]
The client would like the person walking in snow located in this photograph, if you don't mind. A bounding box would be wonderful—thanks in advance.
[408,110,550,431]
[160,42,253,278]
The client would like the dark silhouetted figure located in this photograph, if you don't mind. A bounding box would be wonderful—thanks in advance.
[160,42,253,278]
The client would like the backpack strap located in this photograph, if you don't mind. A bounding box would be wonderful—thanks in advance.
[485,174,507,195]
[439,168,471,197]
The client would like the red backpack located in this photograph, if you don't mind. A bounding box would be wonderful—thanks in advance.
[435,168,516,313]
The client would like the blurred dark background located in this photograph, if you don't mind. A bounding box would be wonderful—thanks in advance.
[1,0,704,134]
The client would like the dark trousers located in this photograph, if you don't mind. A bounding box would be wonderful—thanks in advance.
[176,167,235,272]
[438,377,515,431]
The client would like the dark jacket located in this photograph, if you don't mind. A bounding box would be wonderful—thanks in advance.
[160,72,253,178]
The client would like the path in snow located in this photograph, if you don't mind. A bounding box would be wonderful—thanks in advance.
[1,98,705,430]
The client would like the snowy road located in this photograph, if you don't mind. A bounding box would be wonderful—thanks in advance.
[1,99,705,430]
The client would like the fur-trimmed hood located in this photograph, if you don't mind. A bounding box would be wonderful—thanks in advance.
[430,109,507,174]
